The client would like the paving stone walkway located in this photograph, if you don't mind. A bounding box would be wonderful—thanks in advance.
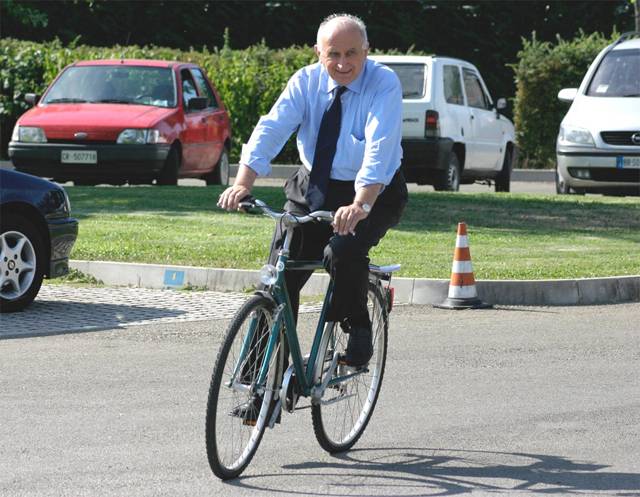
[0,285,322,339]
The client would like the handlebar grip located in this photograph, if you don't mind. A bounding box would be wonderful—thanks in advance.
[238,194,255,205]
[238,195,257,213]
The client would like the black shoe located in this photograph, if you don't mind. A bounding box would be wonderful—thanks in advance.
[230,396,262,426]
[230,396,281,426]
[343,325,373,367]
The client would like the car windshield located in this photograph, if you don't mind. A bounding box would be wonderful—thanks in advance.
[587,48,640,97]
[42,65,176,107]
[386,63,426,99]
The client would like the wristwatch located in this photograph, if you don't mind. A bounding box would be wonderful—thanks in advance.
[356,201,372,214]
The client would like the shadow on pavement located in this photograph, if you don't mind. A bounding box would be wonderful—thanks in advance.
[231,447,640,496]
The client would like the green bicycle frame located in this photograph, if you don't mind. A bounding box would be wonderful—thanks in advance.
[252,250,334,397]
[232,217,375,403]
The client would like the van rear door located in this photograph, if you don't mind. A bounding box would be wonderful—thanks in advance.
[385,62,430,138]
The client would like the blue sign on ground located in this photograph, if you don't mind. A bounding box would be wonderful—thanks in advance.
[164,269,185,286]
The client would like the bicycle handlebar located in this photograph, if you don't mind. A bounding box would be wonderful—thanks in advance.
[238,197,334,225]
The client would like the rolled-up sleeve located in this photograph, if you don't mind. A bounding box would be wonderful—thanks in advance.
[355,72,403,191]
[240,70,307,176]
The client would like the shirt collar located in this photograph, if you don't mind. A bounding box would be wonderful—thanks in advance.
[325,58,369,95]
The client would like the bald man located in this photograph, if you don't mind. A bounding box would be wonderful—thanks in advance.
[219,13,407,368]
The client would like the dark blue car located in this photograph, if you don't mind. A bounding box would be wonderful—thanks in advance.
[0,168,78,312]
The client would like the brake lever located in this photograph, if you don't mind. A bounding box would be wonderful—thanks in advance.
[238,194,258,214]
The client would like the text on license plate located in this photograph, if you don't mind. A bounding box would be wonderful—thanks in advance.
[61,150,97,164]
[616,156,640,169]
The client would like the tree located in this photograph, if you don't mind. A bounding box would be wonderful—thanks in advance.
[0,0,634,104]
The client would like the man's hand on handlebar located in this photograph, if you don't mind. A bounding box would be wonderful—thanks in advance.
[217,185,251,211]
[217,164,257,211]
[333,202,368,236]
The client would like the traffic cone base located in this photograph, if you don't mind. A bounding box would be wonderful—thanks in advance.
[434,296,493,310]
[434,221,492,310]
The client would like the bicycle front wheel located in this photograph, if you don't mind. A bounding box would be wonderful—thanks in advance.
[312,281,389,453]
[205,294,281,480]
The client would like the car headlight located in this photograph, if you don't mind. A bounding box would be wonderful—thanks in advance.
[117,128,167,144]
[558,125,595,147]
[12,126,47,143]
[62,188,71,214]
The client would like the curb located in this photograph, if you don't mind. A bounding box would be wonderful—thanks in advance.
[70,260,640,307]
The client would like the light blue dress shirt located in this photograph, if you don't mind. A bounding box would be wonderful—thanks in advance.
[240,58,403,191]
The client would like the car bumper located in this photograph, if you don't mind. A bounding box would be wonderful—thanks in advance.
[400,137,453,181]
[46,216,79,278]
[8,142,171,181]
[557,151,640,192]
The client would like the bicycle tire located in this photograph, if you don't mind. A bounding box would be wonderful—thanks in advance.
[311,281,389,453]
[205,294,282,479]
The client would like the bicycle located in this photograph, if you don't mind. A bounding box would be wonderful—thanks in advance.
[205,198,400,480]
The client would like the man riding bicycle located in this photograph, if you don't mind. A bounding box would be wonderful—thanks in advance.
[218,12,407,368]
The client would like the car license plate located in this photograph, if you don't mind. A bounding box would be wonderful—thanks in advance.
[616,156,640,169]
[61,150,97,164]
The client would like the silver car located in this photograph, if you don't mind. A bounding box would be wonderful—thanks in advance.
[556,32,640,195]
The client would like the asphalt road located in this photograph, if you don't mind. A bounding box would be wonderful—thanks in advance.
[2,302,639,496]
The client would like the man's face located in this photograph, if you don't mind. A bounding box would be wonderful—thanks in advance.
[315,25,368,86]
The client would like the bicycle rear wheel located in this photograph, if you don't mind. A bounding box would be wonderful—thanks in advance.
[312,281,389,453]
[205,295,281,479]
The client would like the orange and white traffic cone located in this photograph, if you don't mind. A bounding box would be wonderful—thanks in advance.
[435,222,492,310]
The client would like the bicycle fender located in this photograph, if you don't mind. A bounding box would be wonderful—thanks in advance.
[253,290,277,307]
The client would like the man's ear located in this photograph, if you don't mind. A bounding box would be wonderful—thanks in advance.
[314,44,321,58]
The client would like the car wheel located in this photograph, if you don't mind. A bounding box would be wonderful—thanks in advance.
[495,148,512,193]
[555,167,571,194]
[204,148,230,186]
[434,152,460,192]
[0,214,46,313]
[157,147,180,186]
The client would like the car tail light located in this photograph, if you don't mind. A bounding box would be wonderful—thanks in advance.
[425,110,440,138]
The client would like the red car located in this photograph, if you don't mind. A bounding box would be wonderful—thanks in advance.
[9,59,231,186]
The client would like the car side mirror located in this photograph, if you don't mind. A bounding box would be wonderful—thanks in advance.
[25,93,40,106]
[558,88,578,103]
[187,97,208,111]
[496,98,507,110]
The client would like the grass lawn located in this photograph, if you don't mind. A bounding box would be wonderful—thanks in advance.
[65,185,640,280]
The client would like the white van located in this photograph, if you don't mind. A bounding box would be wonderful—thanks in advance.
[370,55,516,191]
[556,32,640,196]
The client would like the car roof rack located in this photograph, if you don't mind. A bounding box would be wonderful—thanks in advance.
[613,31,640,46]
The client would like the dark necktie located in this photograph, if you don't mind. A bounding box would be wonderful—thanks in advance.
[305,86,347,211]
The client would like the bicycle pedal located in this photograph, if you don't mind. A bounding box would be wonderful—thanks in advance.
[242,419,257,427]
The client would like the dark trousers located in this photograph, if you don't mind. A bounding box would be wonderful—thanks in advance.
[269,166,408,327]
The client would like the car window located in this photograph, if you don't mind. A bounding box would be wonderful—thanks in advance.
[191,68,218,108]
[443,65,464,105]
[385,63,426,99]
[181,69,199,110]
[462,68,491,110]
[587,48,640,97]
[42,65,176,107]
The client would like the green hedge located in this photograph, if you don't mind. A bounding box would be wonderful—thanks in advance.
[511,31,616,169]
[0,37,316,163]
